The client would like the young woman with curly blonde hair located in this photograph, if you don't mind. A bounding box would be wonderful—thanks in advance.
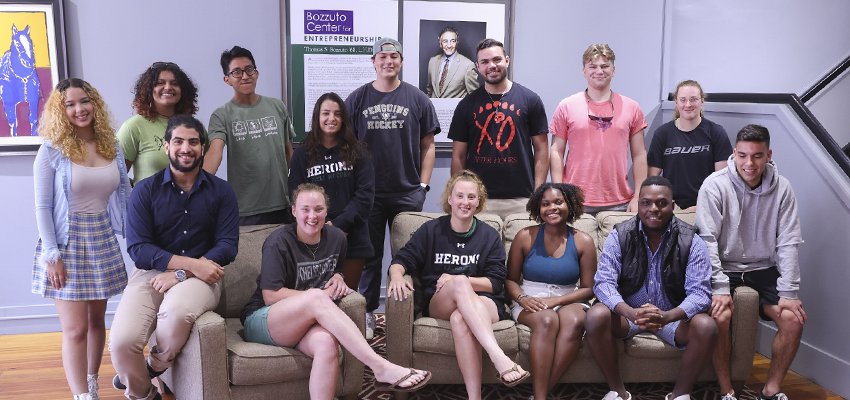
[33,78,132,400]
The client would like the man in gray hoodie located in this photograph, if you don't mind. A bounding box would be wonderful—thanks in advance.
[695,124,805,400]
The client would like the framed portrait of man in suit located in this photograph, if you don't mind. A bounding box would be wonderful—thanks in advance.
[402,0,512,142]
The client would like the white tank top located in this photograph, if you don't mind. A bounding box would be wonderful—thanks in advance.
[69,159,119,213]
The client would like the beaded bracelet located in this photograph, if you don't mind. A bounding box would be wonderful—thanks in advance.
[516,294,529,302]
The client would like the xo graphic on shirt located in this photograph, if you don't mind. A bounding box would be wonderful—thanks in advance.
[474,101,520,155]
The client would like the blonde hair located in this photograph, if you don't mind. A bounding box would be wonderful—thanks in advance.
[672,79,706,119]
[38,78,117,161]
[291,183,330,207]
[440,170,488,215]
[582,44,615,66]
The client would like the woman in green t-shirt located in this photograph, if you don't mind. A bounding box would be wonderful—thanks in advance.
[116,62,199,184]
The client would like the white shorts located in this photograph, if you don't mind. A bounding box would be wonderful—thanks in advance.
[510,279,589,321]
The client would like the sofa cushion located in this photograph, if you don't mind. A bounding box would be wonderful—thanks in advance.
[622,332,684,358]
[412,318,518,356]
[226,318,343,386]
[215,224,284,319]
[391,212,502,256]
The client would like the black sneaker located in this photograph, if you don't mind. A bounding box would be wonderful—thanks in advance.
[757,391,788,400]
[112,363,167,391]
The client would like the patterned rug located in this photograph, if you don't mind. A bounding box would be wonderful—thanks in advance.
[359,314,758,400]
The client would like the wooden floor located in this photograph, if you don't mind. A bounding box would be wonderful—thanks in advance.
[1,331,844,400]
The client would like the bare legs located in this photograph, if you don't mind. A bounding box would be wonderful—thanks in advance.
[671,313,718,397]
[586,303,717,399]
[517,303,587,399]
[712,307,735,395]
[428,276,527,400]
[54,299,108,396]
[585,303,631,399]
[714,304,804,397]
[265,289,426,400]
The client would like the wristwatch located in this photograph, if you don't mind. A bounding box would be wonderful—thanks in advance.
[175,269,188,282]
[420,182,431,192]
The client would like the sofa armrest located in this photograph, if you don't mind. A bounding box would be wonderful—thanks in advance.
[386,274,415,367]
[337,291,367,397]
[729,286,760,382]
[161,310,230,400]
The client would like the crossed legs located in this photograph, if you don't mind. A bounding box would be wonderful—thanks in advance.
[109,269,220,400]
[54,299,108,396]
[428,276,527,400]
[265,288,427,400]
[517,303,587,399]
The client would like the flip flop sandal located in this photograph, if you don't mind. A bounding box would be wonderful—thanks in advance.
[496,363,530,387]
[375,369,432,392]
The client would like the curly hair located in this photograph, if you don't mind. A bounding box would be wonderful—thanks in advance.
[302,92,368,168]
[37,78,117,161]
[582,43,615,66]
[291,182,330,207]
[131,62,198,121]
[440,170,488,215]
[526,183,585,224]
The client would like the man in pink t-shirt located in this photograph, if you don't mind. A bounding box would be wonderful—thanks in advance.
[549,44,648,214]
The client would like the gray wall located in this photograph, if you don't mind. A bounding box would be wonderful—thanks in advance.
[2,0,850,397]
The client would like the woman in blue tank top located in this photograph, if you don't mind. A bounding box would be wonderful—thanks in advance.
[505,183,598,400]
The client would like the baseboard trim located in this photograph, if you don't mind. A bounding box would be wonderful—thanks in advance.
[1,301,121,335]
[756,321,850,399]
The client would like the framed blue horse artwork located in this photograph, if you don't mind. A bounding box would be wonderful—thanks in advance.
[0,0,67,153]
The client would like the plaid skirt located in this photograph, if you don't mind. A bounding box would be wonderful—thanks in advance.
[32,211,128,300]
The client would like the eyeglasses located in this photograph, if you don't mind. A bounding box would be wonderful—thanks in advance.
[150,61,176,68]
[677,97,702,105]
[227,66,258,78]
[587,95,615,123]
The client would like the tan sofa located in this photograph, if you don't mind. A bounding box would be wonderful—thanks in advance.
[158,224,365,400]
[386,211,759,398]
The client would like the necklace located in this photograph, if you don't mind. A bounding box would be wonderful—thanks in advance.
[486,82,511,105]
[301,238,321,259]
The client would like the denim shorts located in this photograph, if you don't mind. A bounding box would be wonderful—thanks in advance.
[243,305,281,347]
[625,318,684,350]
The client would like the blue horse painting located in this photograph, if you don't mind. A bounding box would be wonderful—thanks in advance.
[0,24,41,136]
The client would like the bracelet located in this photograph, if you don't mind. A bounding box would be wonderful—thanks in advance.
[516,294,529,302]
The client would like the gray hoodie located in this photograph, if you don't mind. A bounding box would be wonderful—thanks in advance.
[694,155,803,299]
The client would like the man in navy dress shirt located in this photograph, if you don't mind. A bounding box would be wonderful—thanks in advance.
[585,176,717,400]
[109,115,239,400]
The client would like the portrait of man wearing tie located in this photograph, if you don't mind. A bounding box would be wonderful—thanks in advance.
[425,27,480,98]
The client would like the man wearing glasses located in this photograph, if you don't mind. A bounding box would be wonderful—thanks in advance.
[425,27,479,98]
[204,46,296,226]
[549,44,648,215]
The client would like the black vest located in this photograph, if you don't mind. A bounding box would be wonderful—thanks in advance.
[615,216,696,307]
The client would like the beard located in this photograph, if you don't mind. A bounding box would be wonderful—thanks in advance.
[483,68,507,85]
[169,151,202,173]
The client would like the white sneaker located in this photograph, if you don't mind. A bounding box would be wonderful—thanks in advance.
[365,312,376,340]
[603,390,632,400]
[87,373,99,400]
[73,394,93,400]
[666,393,691,400]
[721,393,738,400]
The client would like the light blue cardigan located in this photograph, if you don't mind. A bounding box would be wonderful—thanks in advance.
[33,139,132,267]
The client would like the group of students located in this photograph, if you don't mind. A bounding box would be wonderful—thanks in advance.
[30,36,806,400]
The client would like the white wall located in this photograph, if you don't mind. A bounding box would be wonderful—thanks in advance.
[662,0,850,97]
[513,0,665,123]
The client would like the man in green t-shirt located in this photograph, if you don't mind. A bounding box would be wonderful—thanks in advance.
[205,46,295,225]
